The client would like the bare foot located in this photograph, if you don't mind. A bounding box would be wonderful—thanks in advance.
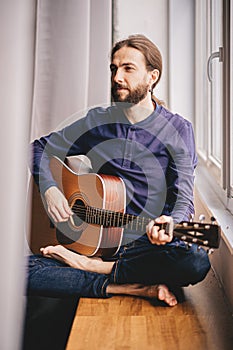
[40,245,114,274]
[107,283,178,307]
[156,285,178,306]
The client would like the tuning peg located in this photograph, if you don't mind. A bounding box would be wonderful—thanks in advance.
[190,214,194,222]
[210,216,216,224]
[199,214,205,223]
[207,248,214,255]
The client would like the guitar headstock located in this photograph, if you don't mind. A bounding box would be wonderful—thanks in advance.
[174,217,221,250]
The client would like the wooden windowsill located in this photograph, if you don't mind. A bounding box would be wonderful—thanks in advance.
[195,164,233,255]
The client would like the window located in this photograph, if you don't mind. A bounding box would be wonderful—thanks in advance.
[231,0,233,187]
[230,0,233,211]
[195,0,233,218]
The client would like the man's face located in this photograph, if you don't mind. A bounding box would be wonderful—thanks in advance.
[110,46,151,106]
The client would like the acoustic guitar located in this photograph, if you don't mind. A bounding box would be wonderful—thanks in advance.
[27,157,221,257]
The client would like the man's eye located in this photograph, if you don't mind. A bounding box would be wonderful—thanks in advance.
[110,65,117,73]
[125,66,134,72]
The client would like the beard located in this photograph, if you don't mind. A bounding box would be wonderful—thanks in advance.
[111,81,149,107]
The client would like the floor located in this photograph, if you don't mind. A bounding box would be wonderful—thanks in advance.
[66,267,233,350]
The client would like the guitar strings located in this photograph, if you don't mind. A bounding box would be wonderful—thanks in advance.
[70,203,151,230]
[71,203,212,230]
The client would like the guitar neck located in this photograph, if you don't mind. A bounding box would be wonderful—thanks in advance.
[73,203,151,232]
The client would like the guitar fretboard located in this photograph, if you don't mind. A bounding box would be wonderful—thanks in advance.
[72,203,152,232]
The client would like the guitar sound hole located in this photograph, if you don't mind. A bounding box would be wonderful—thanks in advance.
[71,199,86,227]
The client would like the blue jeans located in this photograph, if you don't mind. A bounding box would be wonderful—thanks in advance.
[26,236,211,298]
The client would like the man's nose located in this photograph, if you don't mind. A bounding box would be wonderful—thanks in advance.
[113,68,124,83]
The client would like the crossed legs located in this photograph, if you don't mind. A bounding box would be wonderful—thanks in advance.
[40,245,178,306]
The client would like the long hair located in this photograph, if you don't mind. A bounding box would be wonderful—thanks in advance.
[111,34,164,105]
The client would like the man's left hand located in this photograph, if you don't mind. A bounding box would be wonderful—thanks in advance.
[146,215,173,245]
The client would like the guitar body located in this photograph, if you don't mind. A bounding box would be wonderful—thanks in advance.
[28,157,126,257]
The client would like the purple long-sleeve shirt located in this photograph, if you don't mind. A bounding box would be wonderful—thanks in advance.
[31,104,197,224]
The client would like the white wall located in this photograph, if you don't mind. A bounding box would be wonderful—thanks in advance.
[114,0,195,122]
[0,1,36,349]
[168,0,195,121]
[114,0,169,106]
[88,0,112,108]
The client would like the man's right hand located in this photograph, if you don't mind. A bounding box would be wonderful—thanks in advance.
[44,186,73,223]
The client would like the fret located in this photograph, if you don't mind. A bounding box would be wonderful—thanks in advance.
[142,217,145,231]
[113,211,117,227]
[124,213,127,226]
[130,215,134,230]
[91,206,94,224]
[121,213,124,227]
[117,212,120,226]
[97,207,101,225]
[103,207,107,226]
[92,206,96,224]
[87,206,91,224]
[124,216,127,228]
[85,205,88,223]
[111,210,114,226]
[92,206,95,224]
[138,217,142,231]
[117,211,121,227]
[135,216,139,231]
[91,208,94,224]
[106,210,110,226]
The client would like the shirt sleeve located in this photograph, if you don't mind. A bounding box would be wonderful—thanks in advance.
[30,116,89,194]
[163,118,198,223]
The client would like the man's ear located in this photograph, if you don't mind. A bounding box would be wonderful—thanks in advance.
[150,69,160,86]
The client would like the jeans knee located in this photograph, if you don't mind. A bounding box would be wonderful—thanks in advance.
[188,248,211,285]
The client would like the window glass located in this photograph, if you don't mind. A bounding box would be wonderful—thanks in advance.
[209,0,223,166]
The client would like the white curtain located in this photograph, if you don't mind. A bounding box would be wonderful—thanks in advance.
[0,1,36,349]
[0,1,112,348]
[31,0,112,140]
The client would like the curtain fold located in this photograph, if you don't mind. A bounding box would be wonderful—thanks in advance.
[30,0,112,141]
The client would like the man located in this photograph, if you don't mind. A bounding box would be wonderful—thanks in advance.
[28,34,210,307]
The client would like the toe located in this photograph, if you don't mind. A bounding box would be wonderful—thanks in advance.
[157,285,177,306]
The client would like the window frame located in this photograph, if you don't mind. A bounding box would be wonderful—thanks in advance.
[195,0,233,218]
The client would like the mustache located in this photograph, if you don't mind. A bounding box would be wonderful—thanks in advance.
[112,83,129,90]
